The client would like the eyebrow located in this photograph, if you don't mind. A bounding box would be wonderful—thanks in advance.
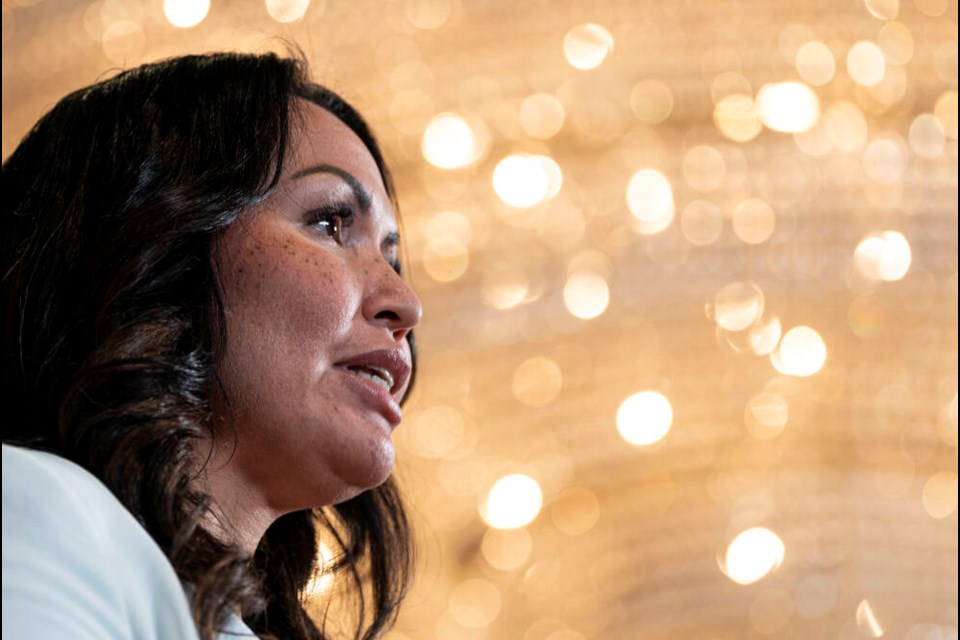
[293,163,402,256]
[291,164,373,213]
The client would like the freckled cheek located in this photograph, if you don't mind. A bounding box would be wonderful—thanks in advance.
[219,235,359,364]
[260,248,356,346]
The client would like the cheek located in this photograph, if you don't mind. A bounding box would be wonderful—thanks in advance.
[222,239,356,352]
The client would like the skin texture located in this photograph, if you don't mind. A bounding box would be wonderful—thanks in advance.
[204,101,421,553]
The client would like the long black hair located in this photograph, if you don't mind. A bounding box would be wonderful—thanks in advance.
[2,52,413,639]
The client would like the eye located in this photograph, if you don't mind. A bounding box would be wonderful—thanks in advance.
[307,203,355,244]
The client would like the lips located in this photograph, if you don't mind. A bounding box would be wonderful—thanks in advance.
[335,348,411,398]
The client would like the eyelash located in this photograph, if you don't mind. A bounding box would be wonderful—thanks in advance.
[306,204,403,275]
[307,203,355,244]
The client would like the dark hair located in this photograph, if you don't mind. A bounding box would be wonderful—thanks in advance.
[1,52,413,639]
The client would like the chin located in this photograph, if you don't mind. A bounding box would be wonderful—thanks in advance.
[330,438,396,504]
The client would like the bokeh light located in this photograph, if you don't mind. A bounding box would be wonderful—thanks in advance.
[856,599,886,638]
[878,20,913,64]
[481,474,544,529]
[795,41,836,86]
[512,357,563,407]
[853,231,912,281]
[3,3,958,638]
[711,72,752,104]
[714,94,763,142]
[493,154,562,208]
[734,315,783,356]
[563,271,610,319]
[934,90,958,139]
[163,0,209,28]
[422,113,482,169]
[426,210,472,245]
[908,114,946,158]
[862,136,907,184]
[771,326,827,377]
[682,145,725,192]
[483,263,530,310]
[922,471,958,519]
[616,391,673,446]
[422,237,469,282]
[723,527,785,585]
[550,487,600,535]
[626,168,675,233]
[413,405,465,459]
[864,0,899,20]
[847,41,886,87]
[755,82,820,133]
[745,392,789,439]
[265,0,311,23]
[405,0,451,30]
[519,93,566,139]
[680,200,723,246]
[101,20,145,64]
[711,281,765,332]
[448,578,502,628]
[824,101,869,152]
[933,39,957,84]
[563,23,614,70]
[630,79,674,124]
[481,527,533,571]
[732,198,776,244]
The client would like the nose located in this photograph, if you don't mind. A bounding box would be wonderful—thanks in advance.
[362,259,422,343]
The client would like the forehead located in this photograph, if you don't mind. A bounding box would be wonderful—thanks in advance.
[285,99,388,200]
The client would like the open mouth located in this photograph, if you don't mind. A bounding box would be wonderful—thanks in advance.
[336,348,410,398]
[345,365,395,392]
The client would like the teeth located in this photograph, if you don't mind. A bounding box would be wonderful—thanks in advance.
[349,366,394,391]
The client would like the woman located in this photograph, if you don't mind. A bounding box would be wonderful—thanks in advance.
[2,52,421,639]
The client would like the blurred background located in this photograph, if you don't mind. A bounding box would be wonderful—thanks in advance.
[2,0,958,638]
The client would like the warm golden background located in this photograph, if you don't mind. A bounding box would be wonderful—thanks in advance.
[3,0,958,638]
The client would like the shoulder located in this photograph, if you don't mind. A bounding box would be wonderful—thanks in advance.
[3,444,125,525]
[2,444,202,639]
[1,444,154,558]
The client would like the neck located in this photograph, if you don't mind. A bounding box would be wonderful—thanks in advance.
[197,452,283,555]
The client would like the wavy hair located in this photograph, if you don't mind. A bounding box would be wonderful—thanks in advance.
[1,52,413,639]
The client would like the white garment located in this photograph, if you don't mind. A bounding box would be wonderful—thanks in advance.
[2,444,256,639]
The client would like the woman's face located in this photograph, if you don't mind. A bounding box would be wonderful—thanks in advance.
[210,100,421,514]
